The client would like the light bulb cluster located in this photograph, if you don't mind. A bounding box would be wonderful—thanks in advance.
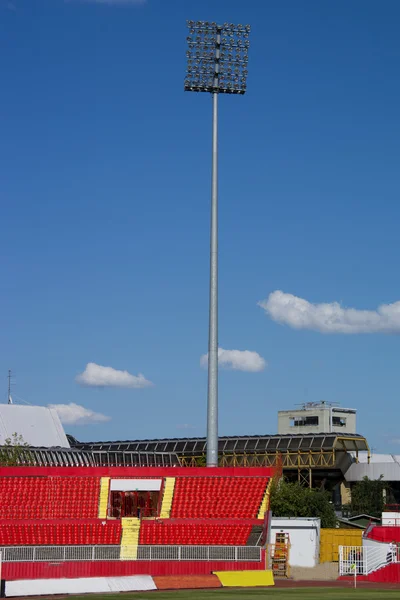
[185,21,250,94]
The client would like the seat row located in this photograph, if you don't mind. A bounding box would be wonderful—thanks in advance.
[0,521,122,546]
[139,522,252,546]
[170,477,269,519]
[0,477,100,520]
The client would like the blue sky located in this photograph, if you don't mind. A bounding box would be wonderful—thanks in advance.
[1,0,400,452]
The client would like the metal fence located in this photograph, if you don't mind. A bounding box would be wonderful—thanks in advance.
[0,545,262,563]
[339,545,398,576]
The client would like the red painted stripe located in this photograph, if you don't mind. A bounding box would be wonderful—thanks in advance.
[0,466,273,478]
[153,574,221,589]
[149,518,264,525]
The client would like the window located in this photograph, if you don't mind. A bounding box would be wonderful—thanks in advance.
[332,416,346,427]
[290,416,319,427]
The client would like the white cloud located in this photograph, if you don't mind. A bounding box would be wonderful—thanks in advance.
[259,290,400,334]
[176,423,195,431]
[200,348,266,372]
[48,403,111,425]
[76,362,153,388]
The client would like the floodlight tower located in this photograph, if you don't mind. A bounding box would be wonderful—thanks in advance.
[185,21,250,467]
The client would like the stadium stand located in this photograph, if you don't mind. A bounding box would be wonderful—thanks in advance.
[139,521,252,546]
[170,476,268,519]
[0,466,274,583]
[0,520,122,546]
[0,476,100,519]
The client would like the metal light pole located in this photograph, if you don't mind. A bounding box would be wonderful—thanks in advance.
[185,21,251,467]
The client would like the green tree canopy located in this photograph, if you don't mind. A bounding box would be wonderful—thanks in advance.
[270,478,337,528]
[0,433,32,467]
[350,476,390,518]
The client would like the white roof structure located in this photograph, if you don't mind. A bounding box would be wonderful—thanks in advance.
[0,404,70,448]
[345,451,400,482]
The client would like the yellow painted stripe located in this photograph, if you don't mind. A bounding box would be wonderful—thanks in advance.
[120,517,141,560]
[160,477,176,519]
[98,477,110,519]
[257,478,273,520]
[214,570,274,587]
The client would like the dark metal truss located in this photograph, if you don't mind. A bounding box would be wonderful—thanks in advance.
[0,446,180,468]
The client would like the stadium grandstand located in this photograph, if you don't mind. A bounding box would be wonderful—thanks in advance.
[0,402,376,592]
[0,465,273,584]
[0,404,275,590]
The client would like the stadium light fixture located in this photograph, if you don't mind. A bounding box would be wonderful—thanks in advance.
[184,21,251,467]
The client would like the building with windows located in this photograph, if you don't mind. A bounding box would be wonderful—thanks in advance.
[278,402,357,435]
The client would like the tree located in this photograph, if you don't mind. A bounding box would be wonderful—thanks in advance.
[350,476,391,517]
[0,433,32,466]
[270,478,337,528]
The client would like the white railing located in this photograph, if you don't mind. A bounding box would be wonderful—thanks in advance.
[0,545,262,564]
[339,545,398,576]
[382,519,400,526]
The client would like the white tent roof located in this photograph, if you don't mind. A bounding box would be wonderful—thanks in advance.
[0,404,69,448]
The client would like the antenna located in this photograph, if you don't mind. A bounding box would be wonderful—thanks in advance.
[7,369,13,404]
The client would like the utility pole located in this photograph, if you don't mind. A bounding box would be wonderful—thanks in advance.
[7,370,13,404]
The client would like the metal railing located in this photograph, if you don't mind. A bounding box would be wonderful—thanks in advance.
[382,518,400,526]
[0,545,262,563]
[339,545,398,576]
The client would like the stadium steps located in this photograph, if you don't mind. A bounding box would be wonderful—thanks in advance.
[159,478,176,518]
[246,525,264,546]
[120,517,141,560]
[98,477,110,519]
[257,479,272,519]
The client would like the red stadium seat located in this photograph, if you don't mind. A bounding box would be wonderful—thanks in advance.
[170,476,269,519]
[139,522,252,546]
[0,477,100,520]
[0,521,122,546]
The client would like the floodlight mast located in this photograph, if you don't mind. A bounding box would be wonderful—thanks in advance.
[185,21,250,467]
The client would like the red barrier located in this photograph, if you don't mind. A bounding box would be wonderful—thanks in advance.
[340,563,400,583]
[154,575,221,589]
[366,527,400,544]
[0,466,273,478]
[2,556,265,581]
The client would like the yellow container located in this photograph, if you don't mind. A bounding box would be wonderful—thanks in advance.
[320,528,362,563]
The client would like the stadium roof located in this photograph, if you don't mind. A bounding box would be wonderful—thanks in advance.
[0,404,69,448]
[70,432,369,455]
[345,453,400,482]
[0,446,180,468]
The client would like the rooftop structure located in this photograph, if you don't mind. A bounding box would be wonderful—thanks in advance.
[278,402,357,435]
[0,404,69,448]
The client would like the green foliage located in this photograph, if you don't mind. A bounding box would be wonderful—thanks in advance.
[0,432,32,466]
[350,476,390,518]
[269,478,337,528]
[195,455,207,467]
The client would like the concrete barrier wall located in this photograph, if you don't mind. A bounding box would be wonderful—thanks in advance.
[6,576,156,597]
[4,571,275,597]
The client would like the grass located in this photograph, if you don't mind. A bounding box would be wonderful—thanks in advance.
[57,589,400,600]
